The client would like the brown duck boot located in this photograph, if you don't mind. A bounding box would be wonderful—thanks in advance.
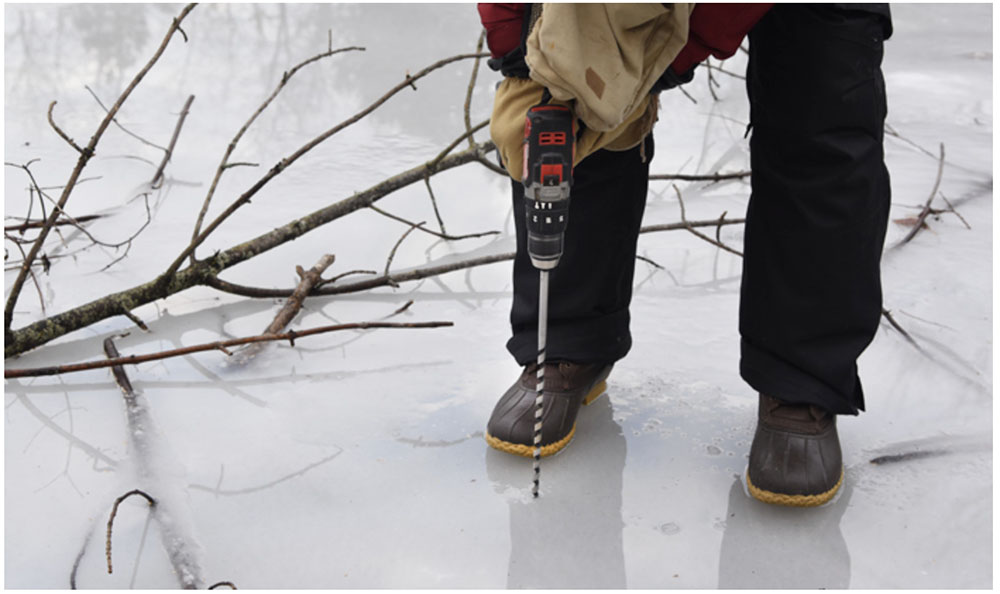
[747,394,844,507]
[485,361,612,458]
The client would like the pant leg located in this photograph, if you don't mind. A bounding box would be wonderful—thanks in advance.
[507,135,654,366]
[740,4,891,415]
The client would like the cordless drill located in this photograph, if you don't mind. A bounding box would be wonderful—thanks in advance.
[522,104,575,269]
[521,101,574,497]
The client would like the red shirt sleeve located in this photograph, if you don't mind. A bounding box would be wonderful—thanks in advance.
[671,3,773,74]
[477,3,527,59]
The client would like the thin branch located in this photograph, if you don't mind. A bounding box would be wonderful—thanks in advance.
[5,214,103,232]
[369,203,499,241]
[84,85,167,152]
[704,61,746,80]
[151,94,195,188]
[6,320,454,378]
[464,30,486,148]
[208,582,238,590]
[880,307,921,349]
[47,101,86,155]
[230,254,336,364]
[423,176,448,235]
[649,170,750,182]
[898,143,945,246]
[673,185,744,256]
[188,45,366,260]
[940,195,971,229]
[384,222,425,282]
[5,3,197,333]
[121,309,149,332]
[105,489,156,575]
[636,254,664,270]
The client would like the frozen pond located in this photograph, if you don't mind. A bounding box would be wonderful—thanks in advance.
[4,3,992,588]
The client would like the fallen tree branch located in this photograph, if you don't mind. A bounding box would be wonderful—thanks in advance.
[103,337,204,588]
[7,320,454,377]
[5,140,489,358]
[5,3,197,333]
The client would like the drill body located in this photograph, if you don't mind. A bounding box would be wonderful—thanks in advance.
[522,104,575,270]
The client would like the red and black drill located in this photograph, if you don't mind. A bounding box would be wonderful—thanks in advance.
[521,101,575,497]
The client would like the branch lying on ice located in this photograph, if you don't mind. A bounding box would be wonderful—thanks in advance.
[105,489,156,576]
[101,337,211,588]
[228,254,336,365]
[5,139,489,358]
[4,3,196,333]
[5,321,454,378]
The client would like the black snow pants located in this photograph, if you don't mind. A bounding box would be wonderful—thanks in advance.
[506,4,892,416]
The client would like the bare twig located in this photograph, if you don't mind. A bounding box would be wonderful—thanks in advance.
[677,84,698,105]
[898,143,945,246]
[120,309,149,332]
[384,222,425,282]
[704,61,746,80]
[5,3,197,333]
[369,203,499,241]
[105,489,156,575]
[47,101,86,155]
[464,30,486,148]
[230,254,336,364]
[6,320,454,378]
[423,176,448,236]
[649,170,750,182]
[940,195,971,229]
[706,58,720,101]
[151,94,195,188]
[189,45,366,259]
[636,254,664,270]
[5,214,103,232]
[673,185,744,256]
[880,307,923,350]
[84,85,167,152]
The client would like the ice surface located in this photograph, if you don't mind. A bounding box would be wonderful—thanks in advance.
[4,3,992,589]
